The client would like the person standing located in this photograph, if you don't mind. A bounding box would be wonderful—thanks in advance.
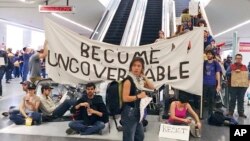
[121,57,155,141]
[226,54,250,118]
[0,47,7,98]
[203,50,221,116]
[21,47,33,83]
[29,40,48,83]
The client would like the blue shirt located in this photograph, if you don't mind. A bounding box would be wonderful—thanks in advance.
[203,60,221,86]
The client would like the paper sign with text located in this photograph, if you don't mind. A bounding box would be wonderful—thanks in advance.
[159,124,190,141]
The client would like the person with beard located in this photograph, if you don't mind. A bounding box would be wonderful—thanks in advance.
[226,54,250,118]
[66,83,108,135]
[203,50,221,116]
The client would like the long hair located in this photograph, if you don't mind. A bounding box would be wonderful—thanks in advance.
[129,57,145,73]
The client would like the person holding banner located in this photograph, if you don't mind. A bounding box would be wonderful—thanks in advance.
[226,54,250,118]
[155,30,165,42]
[29,40,48,83]
[168,91,201,137]
[121,57,155,141]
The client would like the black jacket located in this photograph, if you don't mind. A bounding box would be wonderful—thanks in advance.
[70,95,109,125]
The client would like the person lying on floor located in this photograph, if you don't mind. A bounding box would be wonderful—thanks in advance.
[167,91,202,137]
[66,83,109,135]
[9,83,42,125]
[38,83,77,121]
[2,81,30,117]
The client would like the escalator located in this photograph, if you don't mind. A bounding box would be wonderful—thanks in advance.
[140,0,163,45]
[103,0,134,45]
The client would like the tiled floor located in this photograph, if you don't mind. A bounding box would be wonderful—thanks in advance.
[0,78,250,141]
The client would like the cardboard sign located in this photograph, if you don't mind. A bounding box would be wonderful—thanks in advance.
[231,71,249,87]
[159,124,190,141]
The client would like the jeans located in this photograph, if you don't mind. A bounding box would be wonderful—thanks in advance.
[22,65,28,82]
[203,85,216,116]
[9,111,42,125]
[0,67,5,96]
[121,105,144,141]
[68,120,105,135]
[41,69,46,78]
[52,99,76,118]
[229,87,247,114]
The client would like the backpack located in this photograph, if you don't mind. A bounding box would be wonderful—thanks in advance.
[208,111,225,126]
[105,80,123,131]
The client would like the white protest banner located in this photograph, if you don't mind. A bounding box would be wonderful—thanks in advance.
[159,124,190,141]
[44,18,204,96]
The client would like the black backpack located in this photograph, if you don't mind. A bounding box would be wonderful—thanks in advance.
[106,80,123,131]
[208,111,225,126]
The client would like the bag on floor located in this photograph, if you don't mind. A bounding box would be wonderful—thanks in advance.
[208,111,225,126]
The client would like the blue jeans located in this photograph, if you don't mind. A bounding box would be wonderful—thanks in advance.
[121,105,144,141]
[22,65,28,82]
[52,99,76,118]
[229,87,247,114]
[68,120,105,135]
[9,111,42,125]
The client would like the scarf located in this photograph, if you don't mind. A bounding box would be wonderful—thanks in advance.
[128,72,153,92]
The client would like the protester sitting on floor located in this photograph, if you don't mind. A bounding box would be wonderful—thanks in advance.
[39,83,76,121]
[168,91,202,137]
[9,83,42,125]
[66,83,108,135]
[2,81,31,117]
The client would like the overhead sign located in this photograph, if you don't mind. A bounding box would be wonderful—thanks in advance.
[39,5,74,13]
[159,124,190,141]
[239,42,250,52]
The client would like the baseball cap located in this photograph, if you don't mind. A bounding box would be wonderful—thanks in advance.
[27,83,36,89]
[20,81,31,85]
[41,83,53,90]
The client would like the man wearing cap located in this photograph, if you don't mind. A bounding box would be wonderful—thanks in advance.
[39,83,76,120]
[2,81,31,117]
[9,83,42,125]
[29,40,48,83]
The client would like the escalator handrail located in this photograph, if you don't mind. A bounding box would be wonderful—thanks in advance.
[120,0,148,46]
[162,0,170,37]
[90,0,121,41]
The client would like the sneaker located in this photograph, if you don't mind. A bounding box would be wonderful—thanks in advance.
[66,128,78,135]
[2,112,9,117]
[239,113,247,118]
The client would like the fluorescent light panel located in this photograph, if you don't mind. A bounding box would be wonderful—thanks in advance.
[51,13,94,32]
[0,18,44,32]
[214,20,250,38]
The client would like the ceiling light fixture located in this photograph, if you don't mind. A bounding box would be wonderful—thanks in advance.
[214,20,250,38]
[51,13,94,32]
[0,18,44,32]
